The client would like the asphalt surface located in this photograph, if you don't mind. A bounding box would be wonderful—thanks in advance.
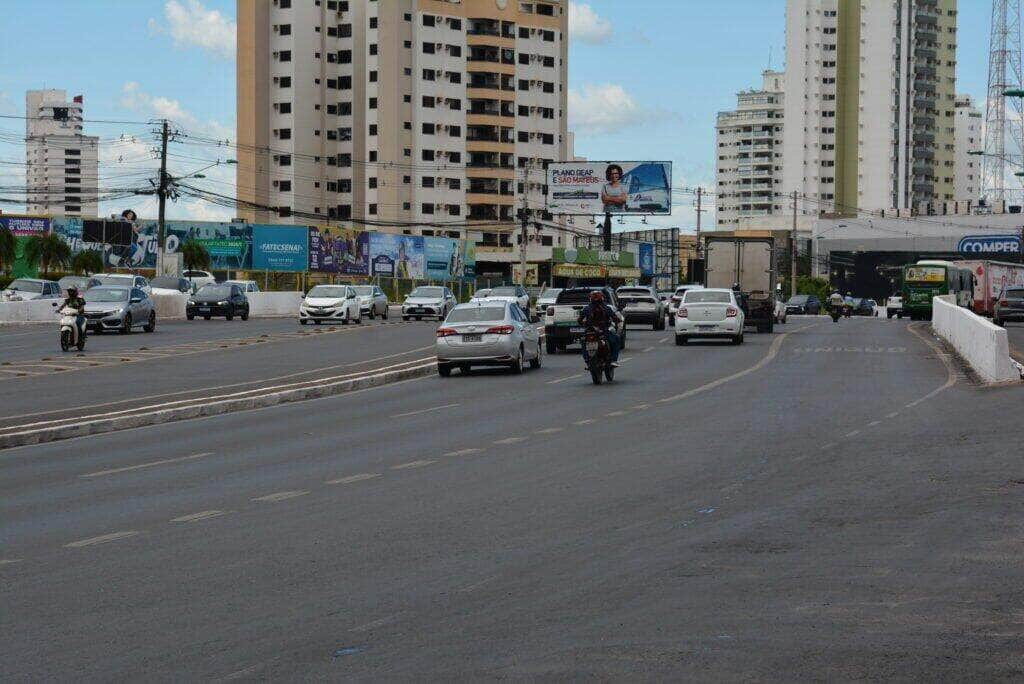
[1002,320,1024,362]
[2,316,1023,679]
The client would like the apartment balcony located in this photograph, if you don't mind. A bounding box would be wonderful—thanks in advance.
[913,95,936,109]
[915,65,937,79]
[738,209,770,216]
[916,48,937,61]
[914,115,935,127]
[751,129,774,138]
[916,28,938,43]
[913,131,935,144]
[912,146,935,160]
[913,162,933,175]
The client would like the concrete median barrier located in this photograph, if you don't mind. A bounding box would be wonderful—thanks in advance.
[150,293,188,319]
[0,360,436,450]
[932,296,1022,384]
[248,292,303,317]
[0,299,63,323]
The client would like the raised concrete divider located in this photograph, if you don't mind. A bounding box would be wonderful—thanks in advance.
[248,292,303,317]
[150,293,187,319]
[0,299,63,323]
[932,295,1022,384]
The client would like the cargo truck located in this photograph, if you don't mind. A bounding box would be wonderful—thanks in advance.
[958,260,1024,316]
[703,236,777,333]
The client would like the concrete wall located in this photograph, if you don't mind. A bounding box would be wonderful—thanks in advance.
[247,292,303,317]
[1,293,304,324]
[0,299,63,323]
[151,293,187,320]
[932,296,1022,384]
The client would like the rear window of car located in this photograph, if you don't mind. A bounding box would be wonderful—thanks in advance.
[446,306,506,323]
[684,290,732,304]
[1006,288,1024,298]
[556,289,604,304]
[788,295,808,304]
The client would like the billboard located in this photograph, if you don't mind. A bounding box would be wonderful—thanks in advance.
[253,225,308,271]
[638,243,655,276]
[957,234,1022,256]
[424,236,464,280]
[546,161,673,215]
[369,233,424,279]
[309,225,369,275]
[0,216,49,237]
[462,240,476,279]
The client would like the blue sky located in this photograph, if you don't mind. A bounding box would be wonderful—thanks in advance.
[0,0,996,230]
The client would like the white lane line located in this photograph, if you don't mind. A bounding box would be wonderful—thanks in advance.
[65,530,140,548]
[350,616,395,632]
[534,427,563,434]
[391,403,458,419]
[867,420,881,427]
[251,490,309,503]
[642,346,655,352]
[171,510,227,523]
[904,323,959,408]
[822,443,836,450]
[632,403,651,410]
[574,418,597,425]
[494,436,527,445]
[886,412,900,419]
[391,459,435,470]
[326,473,381,485]
[458,575,498,592]
[844,430,861,438]
[605,410,627,417]
[618,357,634,363]
[659,336,670,343]
[80,451,213,478]
[444,448,482,457]
[547,373,583,384]
[0,558,25,566]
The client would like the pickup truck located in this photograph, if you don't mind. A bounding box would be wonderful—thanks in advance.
[886,295,903,319]
[543,286,627,354]
[703,235,777,333]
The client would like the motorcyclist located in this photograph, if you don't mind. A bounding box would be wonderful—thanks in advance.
[827,289,844,315]
[577,290,621,369]
[61,286,87,341]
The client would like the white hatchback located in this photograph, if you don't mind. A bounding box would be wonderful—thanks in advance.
[674,288,745,345]
[299,284,362,325]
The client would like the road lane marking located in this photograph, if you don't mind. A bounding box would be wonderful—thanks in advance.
[66,530,140,548]
[80,452,213,478]
[494,436,527,445]
[886,412,900,419]
[351,616,395,632]
[643,346,655,352]
[867,420,881,427]
[172,510,227,523]
[822,443,836,450]
[659,337,670,343]
[326,473,381,485]
[547,373,583,384]
[844,430,861,438]
[443,448,482,457]
[252,490,309,503]
[905,323,959,407]
[605,410,627,417]
[632,403,651,410]
[534,427,564,434]
[391,403,458,418]
[458,575,498,592]
[0,558,25,566]
[391,460,436,470]
[574,418,597,425]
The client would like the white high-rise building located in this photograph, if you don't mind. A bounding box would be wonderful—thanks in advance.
[25,89,99,217]
[237,0,570,249]
[953,94,981,202]
[782,0,957,217]
[715,70,785,229]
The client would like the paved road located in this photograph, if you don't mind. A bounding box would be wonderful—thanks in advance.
[2,317,1022,679]
[1002,320,1024,362]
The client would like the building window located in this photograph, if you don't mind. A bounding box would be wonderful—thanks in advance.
[369,124,377,135]
[369,150,377,161]
[278,24,291,35]
[422,149,435,161]
[423,14,435,27]
[278,50,291,62]
[369,177,378,189]
[519,27,529,39]
[277,128,291,139]
[423,122,435,134]
[369,97,377,108]
[542,30,555,41]
[369,70,377,82]
[422,95,435,108]
[278,154,291,166]
[448,151,461,163]
[422,176,435,188]
[339,102,352,115]
[449,125,461,136]
[423,69,436,81]
[403,121,411,130]
[369,203,378,215]
[338,50,351,63]
[277,102,292,113]
[369,17,377,28]
[448,178,461,190]
[278,181,292,191]
[450,18,462,30]
[448,204,461,216]
[279,0,291,7]
[278,76,291,87]
[422,203,435,214]
[369,43,377,55]
[423,42,435,54]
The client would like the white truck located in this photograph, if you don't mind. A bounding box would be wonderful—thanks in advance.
[703,236,777,333]
[543,286,627,354]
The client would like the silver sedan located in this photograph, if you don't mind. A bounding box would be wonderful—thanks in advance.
[352,284,389,319]
[435,301,542,376]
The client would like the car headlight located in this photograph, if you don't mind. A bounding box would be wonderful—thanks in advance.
[187,300,195,306]
[218,300,229,306]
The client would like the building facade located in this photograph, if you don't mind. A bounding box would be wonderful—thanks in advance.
[24,89,99,218]
[237,0,570,250]
[953,94,981,202]
[715,70,785,230]
[782,0,958,216]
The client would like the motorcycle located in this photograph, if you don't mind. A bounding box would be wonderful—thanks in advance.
[59,306,86,352]
[829,305,842,323]
[584,326,615,385]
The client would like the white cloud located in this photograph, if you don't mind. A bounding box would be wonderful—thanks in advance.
[120,81,232,140]
[569,2,612,45]
[148,0,235,60]
[568,83,642,134]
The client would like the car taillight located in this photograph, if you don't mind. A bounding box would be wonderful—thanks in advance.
[1000,299,1009,307]
[486,325,514,334]
[678,307,688,318]
[546,306,555,316]
[436,328,457,337]
[726,307,738,317]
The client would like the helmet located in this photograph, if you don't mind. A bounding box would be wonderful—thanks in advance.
[589,290,604,303]
[67,286,78,296]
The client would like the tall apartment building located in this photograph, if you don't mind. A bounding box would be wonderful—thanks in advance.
[782,0,957,217]
[24,89,99,217]
[715,70,785,229]
[953,94,981,201]
[237,0,569,248]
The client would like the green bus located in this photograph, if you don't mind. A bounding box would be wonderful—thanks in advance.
[901,260,975,320]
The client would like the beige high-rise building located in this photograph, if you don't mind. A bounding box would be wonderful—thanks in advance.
[25,89,99,218]
[237,0,569,248]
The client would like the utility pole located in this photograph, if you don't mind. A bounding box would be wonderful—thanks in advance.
[791,190,798,296]
[519,159,531,287]
[156,119,170,271]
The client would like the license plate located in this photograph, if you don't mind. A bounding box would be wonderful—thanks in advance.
[570,326,585,333]
[698,324,716,330]
[462,333,482,342]
[199,307,210,312]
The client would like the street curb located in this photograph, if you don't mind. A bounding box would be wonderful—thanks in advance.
[0,363,435,450]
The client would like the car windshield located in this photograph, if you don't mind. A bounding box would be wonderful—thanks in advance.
[1006,288,1024,298]
[352,286,374,296]
[490,287,519,297]
[7,279,44,293]
[307,286,348,298]
[446,306,506,323]
[197,285,231,298]
[675,286,700,295]
[788,295,809,304]
[86,287,129,303]
[151,277,184,289]
[58,277,90,289]
[410,287,443,298]
[473,289,491,298]
[684,290,732,304]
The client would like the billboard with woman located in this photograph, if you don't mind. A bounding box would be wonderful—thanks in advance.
[546,161,672,215]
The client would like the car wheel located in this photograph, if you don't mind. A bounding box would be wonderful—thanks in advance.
[226,307,234,321]
[668,314,675,327]
[300,319,308,325]
[546,338,557,355]
[120,313,132,335]
[382,306,389,320]
[529,343,542,369]
[144,312,156,333]
[509,347,524,374]
[733,333,744,345]
[204,315,211,320]
[675,335,687,346]
[187,314,195,321]
[368,307,375,320]
[402,316,410,321]
[241,309,249,321]
[438,363,452,377]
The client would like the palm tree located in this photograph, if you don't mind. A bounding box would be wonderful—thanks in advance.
[181,239,211,272]
[24,232,71,278]
[70,248,103,275]
[0,226,14,274]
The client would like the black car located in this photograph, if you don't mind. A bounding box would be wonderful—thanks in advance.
[187,283,250,321]
[785,294,821,315]
[850,298,878,316]
[994,287,1024,326]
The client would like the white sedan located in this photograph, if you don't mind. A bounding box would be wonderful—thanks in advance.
[299,284,362,325]
[674,288,745,345]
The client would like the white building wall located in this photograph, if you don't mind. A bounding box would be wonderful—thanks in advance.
[859,2,899,213]
[953,95,981,201]
[24,89,98,217]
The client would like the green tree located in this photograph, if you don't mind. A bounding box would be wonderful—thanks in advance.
[24,232,71,277]
[0,226,14,274]
[70,248,103,275]
[180,239,211,272]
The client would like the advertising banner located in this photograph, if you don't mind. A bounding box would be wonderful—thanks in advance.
[369,233,424,279]
[308,225,370,275]
[462,240,476,279]
[957,234,1022,256]
[638,243,655,276]
[253,225,309,272]
[552,246,635,268]
[424,236,463,280]
[0,216,49,237]
[512,263,539,285]
[546,161,673,215]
